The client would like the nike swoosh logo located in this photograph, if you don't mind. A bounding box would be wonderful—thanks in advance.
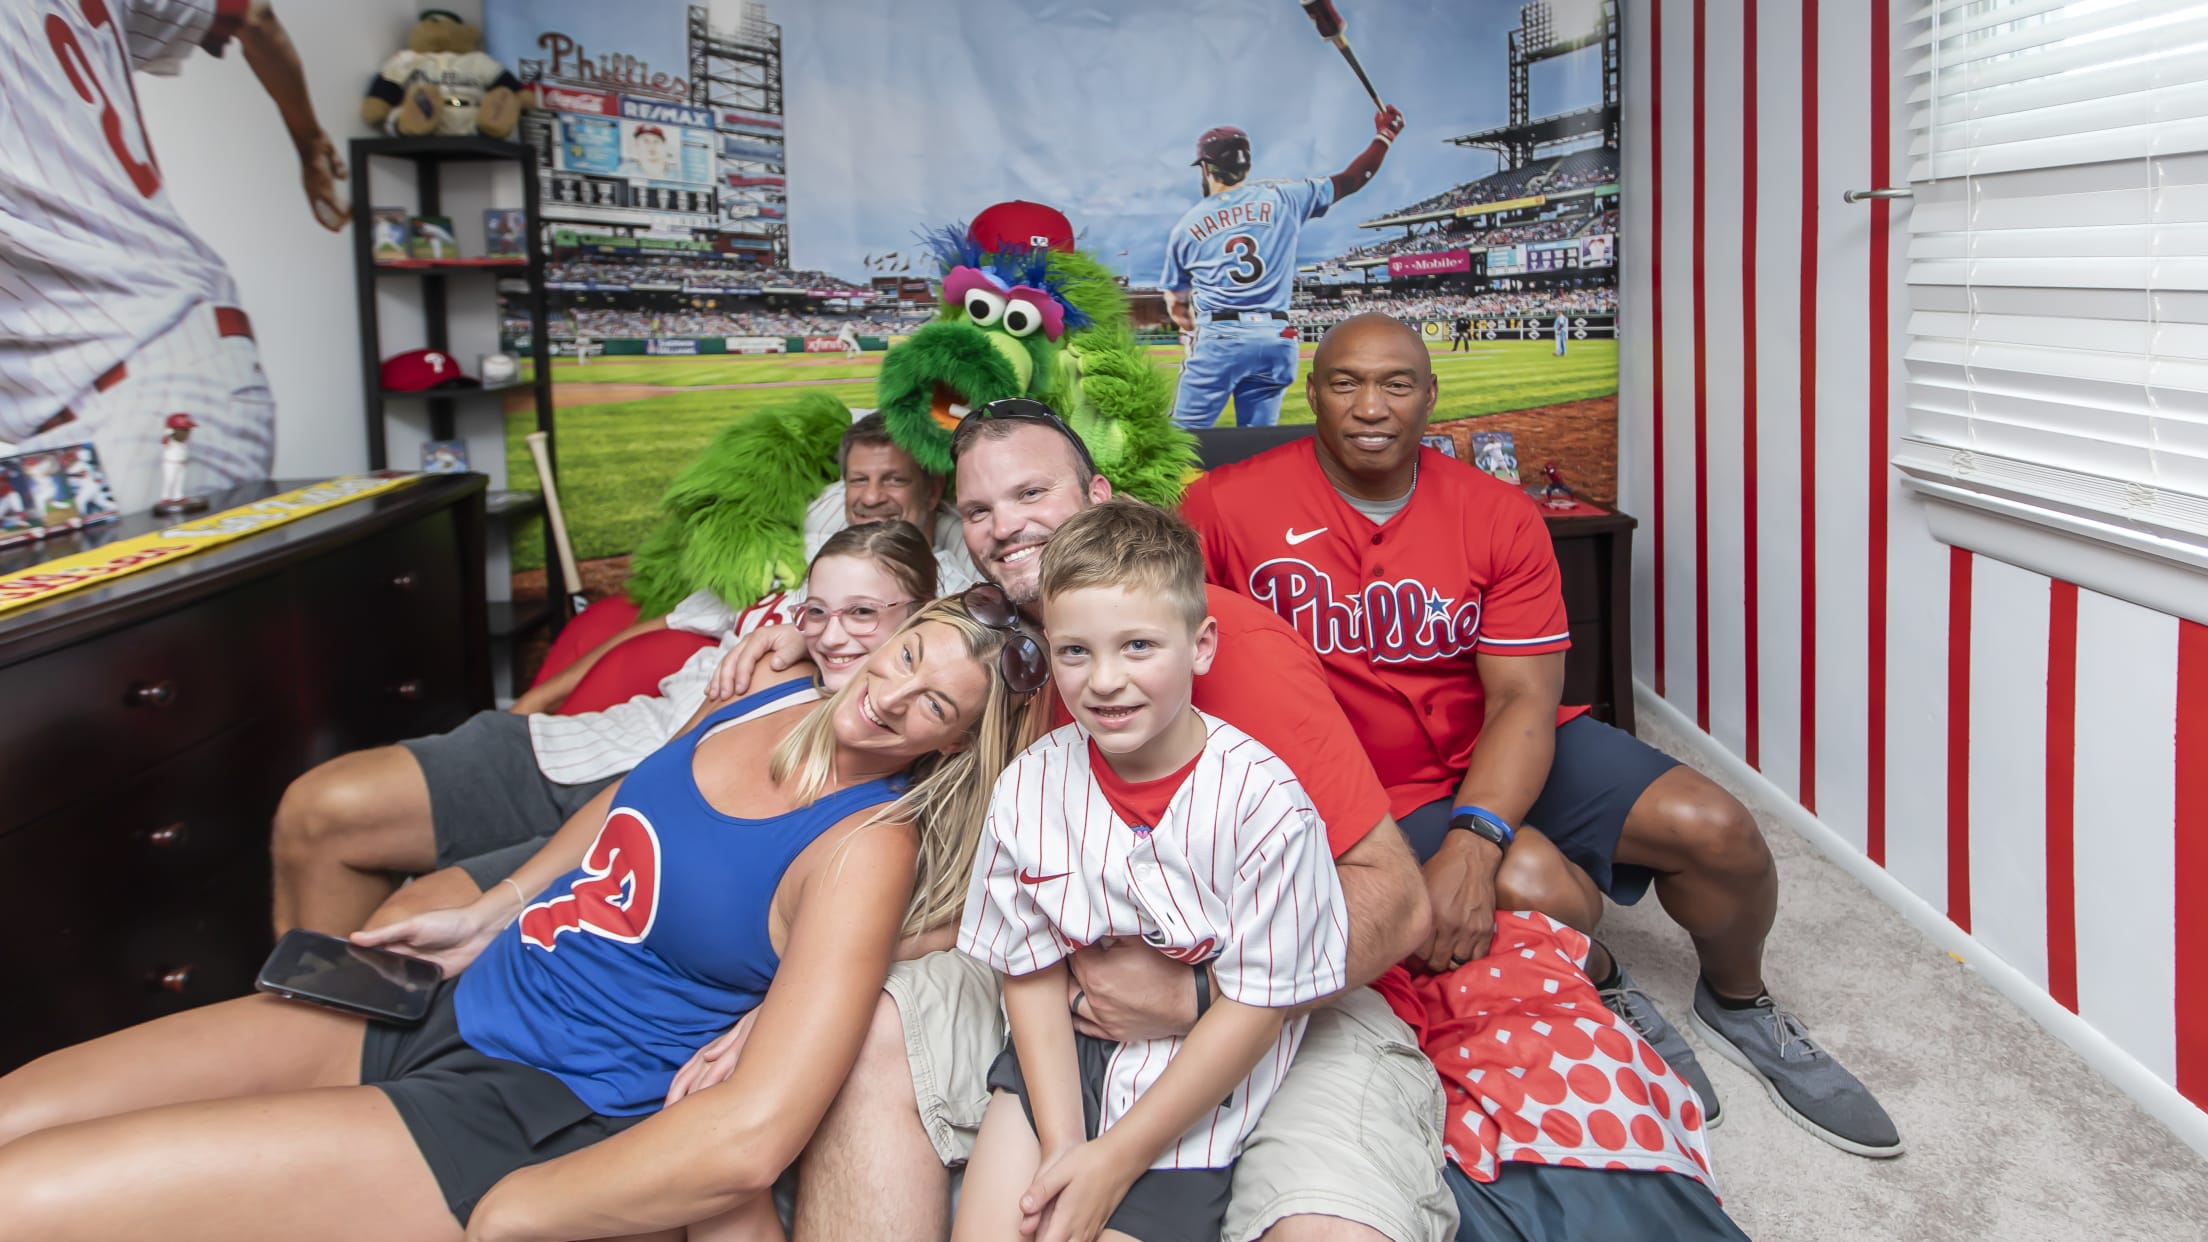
[1285,527,1328,545]
[1017,868,1072,885]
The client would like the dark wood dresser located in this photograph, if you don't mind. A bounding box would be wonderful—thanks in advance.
[0,475,491,1070]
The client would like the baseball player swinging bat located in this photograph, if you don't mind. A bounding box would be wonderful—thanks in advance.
[1300,0,1386,110]
[524,431,591,617]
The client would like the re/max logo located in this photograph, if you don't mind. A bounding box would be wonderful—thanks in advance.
[619,97,712,130]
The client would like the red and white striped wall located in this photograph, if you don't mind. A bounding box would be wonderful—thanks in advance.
[1616,0,2208,1149]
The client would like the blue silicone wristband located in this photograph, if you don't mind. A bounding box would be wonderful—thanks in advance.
[1451,804,1517,847]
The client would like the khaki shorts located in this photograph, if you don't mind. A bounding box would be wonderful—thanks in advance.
[884,953,1456,1242]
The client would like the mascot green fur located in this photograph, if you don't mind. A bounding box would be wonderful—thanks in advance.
[623,203,1197,617]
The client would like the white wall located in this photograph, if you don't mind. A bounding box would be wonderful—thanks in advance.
[134,0,481,481]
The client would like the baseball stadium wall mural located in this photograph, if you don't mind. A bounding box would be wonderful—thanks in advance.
[484,0,1623,604]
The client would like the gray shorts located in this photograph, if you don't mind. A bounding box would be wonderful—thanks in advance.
[885,952,1457,1242]
[399,710,616,888]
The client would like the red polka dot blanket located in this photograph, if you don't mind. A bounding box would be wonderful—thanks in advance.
[1373,911,1717,1189]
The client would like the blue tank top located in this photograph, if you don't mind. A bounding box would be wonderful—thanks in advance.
[456,678,906,1115]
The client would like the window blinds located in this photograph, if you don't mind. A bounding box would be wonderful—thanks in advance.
[1898,0,2208,553]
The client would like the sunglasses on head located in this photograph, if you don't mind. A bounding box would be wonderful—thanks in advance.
[959,582,1049,694]
[951,397,1099,475]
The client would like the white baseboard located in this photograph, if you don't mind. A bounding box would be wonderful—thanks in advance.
[1633,682,2208,1160]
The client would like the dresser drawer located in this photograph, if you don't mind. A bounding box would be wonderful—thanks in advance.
[297,510,471,754]
[0,576,291,836]
[4,865,271,1070]
[2,720,292,939]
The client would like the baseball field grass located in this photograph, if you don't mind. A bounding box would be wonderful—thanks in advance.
[504,339,1618,572]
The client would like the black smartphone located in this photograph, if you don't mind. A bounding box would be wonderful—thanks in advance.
[255,928,441,1025]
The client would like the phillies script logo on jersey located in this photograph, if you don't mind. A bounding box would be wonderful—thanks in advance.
[1247,557,1482,664]
[519,808,662,949]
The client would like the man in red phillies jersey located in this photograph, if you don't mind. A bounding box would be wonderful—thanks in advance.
[1180,314,1902,1160]
[0,0,348,510]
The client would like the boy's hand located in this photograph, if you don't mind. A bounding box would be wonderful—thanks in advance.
[1021,1138,1143,1242]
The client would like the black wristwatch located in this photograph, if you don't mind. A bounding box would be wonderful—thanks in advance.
[1449,807,1515,850]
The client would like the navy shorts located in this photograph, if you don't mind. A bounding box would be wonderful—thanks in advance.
[1397,715,1679,904]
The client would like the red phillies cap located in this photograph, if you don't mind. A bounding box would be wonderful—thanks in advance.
[968,200,1075,255]
[380,349,477,392]
[634,125,666,140]
[165,413,197,430]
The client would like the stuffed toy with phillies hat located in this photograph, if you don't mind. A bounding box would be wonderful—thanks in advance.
[362,9,527,139]
[618,200,1197,619]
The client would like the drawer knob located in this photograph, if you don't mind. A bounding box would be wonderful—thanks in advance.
[142,821,190,849]
[151,965,195,994]
[393,678,425,701]
[391,570,418,591]
[128,681,176,708]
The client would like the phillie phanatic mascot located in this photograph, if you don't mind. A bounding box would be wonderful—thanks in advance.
[523,202,1196,710]
[620,201,1197,619]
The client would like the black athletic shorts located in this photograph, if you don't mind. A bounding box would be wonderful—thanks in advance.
[362,981,645,1224]
[1446,1161,1750,1241]
[1397,714,1680,904]
[400,710,615,888]
[985,1035,1232,1242]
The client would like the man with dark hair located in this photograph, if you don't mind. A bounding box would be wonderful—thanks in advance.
[1162,108,1405,430]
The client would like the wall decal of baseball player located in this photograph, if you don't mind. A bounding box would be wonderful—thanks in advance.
[1,0,348,512]
[155,413,207,514]
[1161,104,1404,430]
[0,471,30,532]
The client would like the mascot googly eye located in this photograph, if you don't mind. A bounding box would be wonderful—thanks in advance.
[963,287,1006,326]
[1002,296,1047,338]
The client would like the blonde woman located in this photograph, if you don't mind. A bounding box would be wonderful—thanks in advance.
[0,592,1044,1242]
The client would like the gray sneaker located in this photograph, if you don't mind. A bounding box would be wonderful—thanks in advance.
[1689,979,1903,1158]
[1596,961,1722,1129]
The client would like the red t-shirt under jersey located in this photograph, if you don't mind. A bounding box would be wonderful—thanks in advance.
[1047,584,1390,859]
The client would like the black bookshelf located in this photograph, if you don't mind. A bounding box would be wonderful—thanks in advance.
[349,135,566,673]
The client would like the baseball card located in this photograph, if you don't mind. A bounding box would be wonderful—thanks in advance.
[409,215,459,261]
[371,208,412,261]
[420,440,470,474]
[484,209,528,258]
[0,444,121,549]
[1471,430,1520,484]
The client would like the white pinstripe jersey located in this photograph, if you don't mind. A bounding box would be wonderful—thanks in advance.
[1,0,244,438]
[958,713,1348,1169]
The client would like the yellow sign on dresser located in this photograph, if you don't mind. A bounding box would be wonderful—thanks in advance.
[0,474,424,617]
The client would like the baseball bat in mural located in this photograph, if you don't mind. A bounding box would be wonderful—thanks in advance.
[1300,0,1386,110]
[524,430,590,616]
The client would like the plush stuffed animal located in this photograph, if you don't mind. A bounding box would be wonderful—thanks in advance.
[362,9,525,139]
[621,201,1199,618]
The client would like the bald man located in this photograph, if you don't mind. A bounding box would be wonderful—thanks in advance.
[1179,313,1900,1160]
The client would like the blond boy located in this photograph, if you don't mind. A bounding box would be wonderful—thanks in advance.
[955,499,1347,1242]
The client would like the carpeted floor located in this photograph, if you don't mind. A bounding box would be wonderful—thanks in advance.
[1615,709,2208,1241]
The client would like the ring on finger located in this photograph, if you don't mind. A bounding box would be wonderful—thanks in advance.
[1072,988,1087,1018]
